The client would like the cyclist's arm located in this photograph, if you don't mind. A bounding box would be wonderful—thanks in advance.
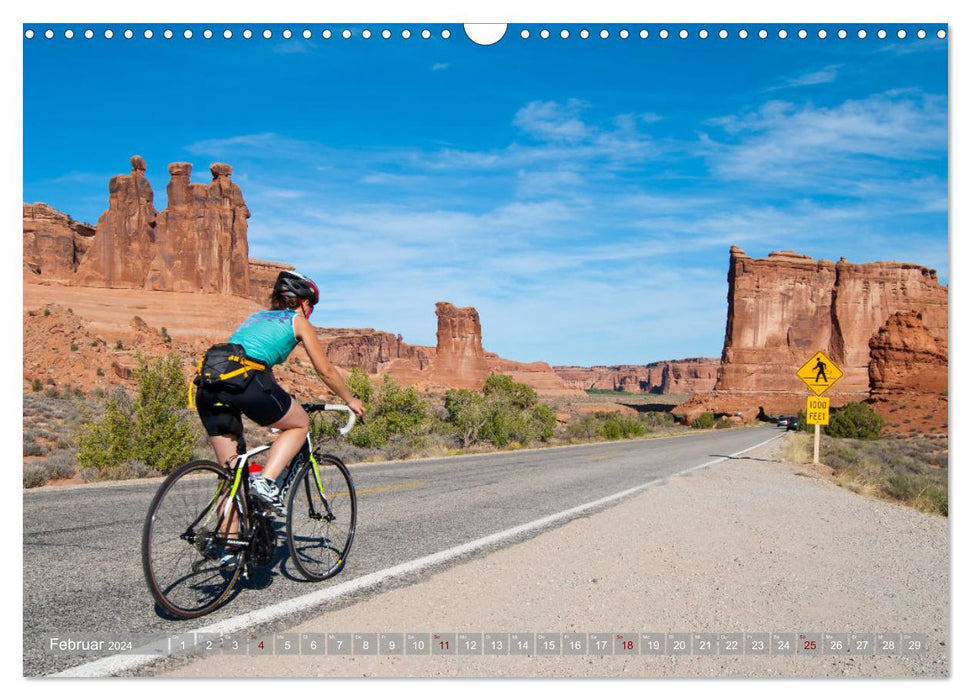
[293,315,366,416]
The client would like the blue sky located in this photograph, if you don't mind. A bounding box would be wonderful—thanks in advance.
[22,23,948,366]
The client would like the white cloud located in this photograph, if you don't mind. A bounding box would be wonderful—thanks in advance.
[701,92,946,191]
[513,99,590,143]
[431,62,449,71]
[765,64,842,91]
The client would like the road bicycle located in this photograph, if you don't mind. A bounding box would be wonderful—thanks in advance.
[141,403,357,619]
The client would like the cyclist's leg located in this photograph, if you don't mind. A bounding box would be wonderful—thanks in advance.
[196,388,245,538]
[261,401,309,481]
[237,370,308,482]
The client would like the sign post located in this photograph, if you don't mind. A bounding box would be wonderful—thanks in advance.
[796,352,843,464]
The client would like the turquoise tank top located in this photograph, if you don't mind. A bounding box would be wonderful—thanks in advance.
[229,309,299,367]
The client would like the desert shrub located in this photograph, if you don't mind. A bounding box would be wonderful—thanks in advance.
[131,353,197,472]
[483,374,537,409]
[444,388,489,447]
[600,413,644,440]
[75,387,134,476]
[443,375,555,448]
[532,403,557,442]
[341,370,429,451]
[42,450,78,480]
[30,378,43,392]
[565,411,644,442]
[75,353,196,478]
[642,411,675,428]
[23,464,49,488]
[23,440,46,457]
[480,375,546,447]
[691,412,715,429]
[825,402,884,439]
[566,414,603,441]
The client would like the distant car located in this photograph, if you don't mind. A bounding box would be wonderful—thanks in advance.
[777,417,789,428]
[786,416,799,431]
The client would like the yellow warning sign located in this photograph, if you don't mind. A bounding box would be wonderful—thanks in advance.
[796,351,843,396]
[806,396,830,425]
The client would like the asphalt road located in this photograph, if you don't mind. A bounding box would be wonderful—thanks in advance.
[23,426,780,676]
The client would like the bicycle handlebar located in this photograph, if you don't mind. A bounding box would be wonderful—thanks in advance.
[302,403,357,436]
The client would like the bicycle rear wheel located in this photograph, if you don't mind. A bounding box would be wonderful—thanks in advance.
[142,460,245,619]
[286,453,357,581]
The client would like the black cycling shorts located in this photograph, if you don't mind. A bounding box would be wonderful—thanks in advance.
[195,367,293,445]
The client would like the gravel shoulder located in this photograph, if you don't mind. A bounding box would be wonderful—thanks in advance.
[162,434,949,678]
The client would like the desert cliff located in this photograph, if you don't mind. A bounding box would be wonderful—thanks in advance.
[675,247,948,434]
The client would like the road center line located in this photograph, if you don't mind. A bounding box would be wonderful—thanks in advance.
[51,431,784,678]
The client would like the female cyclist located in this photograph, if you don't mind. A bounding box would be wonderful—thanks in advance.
[195,270,366,517]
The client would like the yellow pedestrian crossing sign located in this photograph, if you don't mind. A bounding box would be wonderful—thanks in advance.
[797,351,843,396]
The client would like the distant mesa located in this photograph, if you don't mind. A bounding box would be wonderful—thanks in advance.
[553,358,720,395]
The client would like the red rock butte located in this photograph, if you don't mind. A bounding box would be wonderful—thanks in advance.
[675,247,948,434]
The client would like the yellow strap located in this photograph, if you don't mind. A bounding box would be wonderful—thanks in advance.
[188,379,196,409]
[219,367,251,381]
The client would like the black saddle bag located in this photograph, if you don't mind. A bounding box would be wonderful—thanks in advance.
[194,343,266,392]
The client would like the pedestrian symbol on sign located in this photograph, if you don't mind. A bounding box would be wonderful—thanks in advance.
[796,351,843,396]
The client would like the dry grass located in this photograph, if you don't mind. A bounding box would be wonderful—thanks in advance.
[778,432,947,516]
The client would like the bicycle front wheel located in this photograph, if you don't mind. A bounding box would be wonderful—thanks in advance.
[142,460,245,619]
[287,453,357,581]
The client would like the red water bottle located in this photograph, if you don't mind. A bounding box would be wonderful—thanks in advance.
[248,462,263,479]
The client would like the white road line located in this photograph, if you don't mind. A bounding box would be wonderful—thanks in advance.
[50,430,784,677]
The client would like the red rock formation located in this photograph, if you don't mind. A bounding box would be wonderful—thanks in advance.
[318,328,433,374]
[675,247,948,432]
[28,156,265,300]
[22,203,96,280]
[866,312,948,436]
[868,312,947,395]
[249,258,295,304]
[308,302,579,394]
[426,302,493,388]
[148,162,251,296]
[716,247,947,394]
[554,358,719,394]
[75,155,157,288]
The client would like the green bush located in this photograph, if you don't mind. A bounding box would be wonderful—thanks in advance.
[825,402,884,439]
[483,374,537,409]
[642,411,675,428]
[75,353,196,477]
[341,370,429,451]
[691,412,715,429]
[532,403,557,442]
[600,414,644,440]
[443,375,555,448]
[75,387,135,477]
[131,353,196,471]
[30,378,42,392]
[566,414,603,441]
[444,388,489,447]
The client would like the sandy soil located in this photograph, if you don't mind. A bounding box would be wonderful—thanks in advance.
[160,436,948,679]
